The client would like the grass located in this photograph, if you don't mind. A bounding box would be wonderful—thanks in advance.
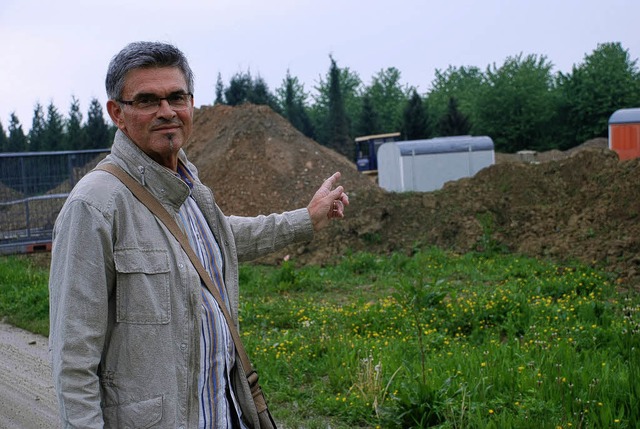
[1,248,639,428]
[0,254,49,335]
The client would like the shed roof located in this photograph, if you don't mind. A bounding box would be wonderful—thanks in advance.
[395,136,494,156]
[354,132,401,142]
[609,108,640,125]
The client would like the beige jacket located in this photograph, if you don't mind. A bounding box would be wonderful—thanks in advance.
[49,131,313,428]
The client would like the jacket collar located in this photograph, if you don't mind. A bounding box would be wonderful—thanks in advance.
[105,130,191,210]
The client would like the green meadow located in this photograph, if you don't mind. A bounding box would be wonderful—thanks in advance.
[1,248,638,428]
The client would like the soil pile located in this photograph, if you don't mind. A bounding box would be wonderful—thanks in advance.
[185,104,640,287]
[188,105,381,216]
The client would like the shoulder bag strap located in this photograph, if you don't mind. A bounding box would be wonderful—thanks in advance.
[93,163,273,420]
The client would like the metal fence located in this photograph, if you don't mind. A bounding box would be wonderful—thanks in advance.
[0,149,110,255]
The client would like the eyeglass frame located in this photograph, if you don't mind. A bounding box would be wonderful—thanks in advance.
[116,92,193,112]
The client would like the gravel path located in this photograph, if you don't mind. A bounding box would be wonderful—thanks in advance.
[0,322,58,428]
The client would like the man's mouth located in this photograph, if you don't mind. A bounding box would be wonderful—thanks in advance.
[151,119,182,132]
[153,125,180,132]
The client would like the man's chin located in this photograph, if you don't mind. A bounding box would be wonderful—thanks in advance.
[154,132,183,145]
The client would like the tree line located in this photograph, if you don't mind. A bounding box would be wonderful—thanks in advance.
[0,97,115,153]
[215,42,640,159]
[2,42,639,159]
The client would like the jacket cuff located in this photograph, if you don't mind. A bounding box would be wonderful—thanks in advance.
[289,207,314,243]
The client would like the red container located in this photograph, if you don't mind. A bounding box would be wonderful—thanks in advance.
[609,108,640,160]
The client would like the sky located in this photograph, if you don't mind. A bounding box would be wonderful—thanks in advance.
[1,0,639,132]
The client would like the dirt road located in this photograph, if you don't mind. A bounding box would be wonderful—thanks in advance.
[0,321,58,428]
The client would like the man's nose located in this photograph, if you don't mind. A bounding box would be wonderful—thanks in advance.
[156,99,177,117]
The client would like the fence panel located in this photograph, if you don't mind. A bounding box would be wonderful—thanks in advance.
[0,149,110,255]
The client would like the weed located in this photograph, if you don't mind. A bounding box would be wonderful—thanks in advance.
[475,212,508,255]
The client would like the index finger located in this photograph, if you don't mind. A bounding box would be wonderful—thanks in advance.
[323,172,341,188]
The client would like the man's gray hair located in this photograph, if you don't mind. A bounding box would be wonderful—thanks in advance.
[105,41,195,100]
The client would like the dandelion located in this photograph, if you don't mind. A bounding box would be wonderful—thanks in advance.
[489,409,494,414]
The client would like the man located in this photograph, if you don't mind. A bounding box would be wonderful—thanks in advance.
[49,41,348,428]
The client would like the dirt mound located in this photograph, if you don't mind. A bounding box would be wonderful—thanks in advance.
[185,104,640,287]
[187,105,381,216]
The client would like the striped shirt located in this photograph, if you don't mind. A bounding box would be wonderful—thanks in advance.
[176,164,249,429]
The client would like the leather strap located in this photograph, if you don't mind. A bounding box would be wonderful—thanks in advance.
[94,163,267,410]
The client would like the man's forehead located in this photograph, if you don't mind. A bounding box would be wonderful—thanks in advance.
[123,66,188,94]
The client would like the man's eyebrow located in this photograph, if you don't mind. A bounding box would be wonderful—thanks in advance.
[132,90,189,99]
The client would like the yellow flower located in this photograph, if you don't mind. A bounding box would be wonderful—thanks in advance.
[489,409,494,414]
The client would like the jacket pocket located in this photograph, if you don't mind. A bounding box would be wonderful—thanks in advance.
[115,248,171,324]
[103,394,163,428]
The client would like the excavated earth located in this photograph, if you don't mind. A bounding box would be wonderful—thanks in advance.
[187,104,640,289]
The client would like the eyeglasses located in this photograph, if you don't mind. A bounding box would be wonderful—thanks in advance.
[117,92,193,113]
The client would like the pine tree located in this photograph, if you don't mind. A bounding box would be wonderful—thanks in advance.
[0,119,9,152]
[29,103,46,151]
[278,71,314,138]
[214,73,225,104]
[65,96,86,150]
[43,102,65,151]
[309,61,361,148]
[326,56,352,159]
[225,72,252,105]
[356,93,379,136]
[224,71,279,112]
[437,97,471,136]
[84,98,111,148]
[249,76,280,113]
[402,90,429,140]
[7,113,28,152]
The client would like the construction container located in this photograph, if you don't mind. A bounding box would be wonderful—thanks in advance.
[608,108,640,160]
[377,136,494,192]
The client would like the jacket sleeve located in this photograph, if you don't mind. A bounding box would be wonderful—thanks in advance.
[228,208,314,262]
[49,198,113,428]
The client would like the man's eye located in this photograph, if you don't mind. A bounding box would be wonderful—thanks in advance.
[136,96,157,105]
[168,94,185,103]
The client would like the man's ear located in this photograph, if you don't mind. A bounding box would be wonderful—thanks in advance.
[106,100,125,130]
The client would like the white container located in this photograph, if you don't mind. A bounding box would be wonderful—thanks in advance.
[378,136,495,192]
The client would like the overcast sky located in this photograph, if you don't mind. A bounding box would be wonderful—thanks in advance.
[1,0,639,132]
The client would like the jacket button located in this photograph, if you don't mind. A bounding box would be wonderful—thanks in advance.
[180,343,187,351]
[178,263,184,269]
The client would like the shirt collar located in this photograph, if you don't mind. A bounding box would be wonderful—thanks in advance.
[176,161,194,189]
